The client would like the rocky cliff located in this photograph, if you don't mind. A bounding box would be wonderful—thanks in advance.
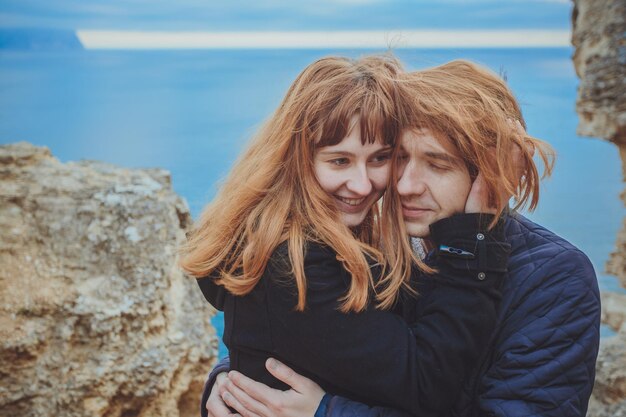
[0,143,217,417]
[572,0,626,288]
[572,0,626,148]
[572,0,626,415]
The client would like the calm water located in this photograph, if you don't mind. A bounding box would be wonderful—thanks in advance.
[1,48,623,356]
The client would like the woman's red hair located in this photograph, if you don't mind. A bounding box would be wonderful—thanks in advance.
[180,55,418,312]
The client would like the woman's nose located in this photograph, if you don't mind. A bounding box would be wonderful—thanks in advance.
[346,166,373,196]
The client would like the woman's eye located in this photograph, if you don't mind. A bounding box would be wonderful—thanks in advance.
[329,158,349,166]
[371,152,392,163]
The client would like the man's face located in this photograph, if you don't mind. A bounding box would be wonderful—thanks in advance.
[397,129,472,238]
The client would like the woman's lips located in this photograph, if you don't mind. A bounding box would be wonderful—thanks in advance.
[335,195,370,214]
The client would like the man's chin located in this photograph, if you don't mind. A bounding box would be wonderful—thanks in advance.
[405,221,431,239]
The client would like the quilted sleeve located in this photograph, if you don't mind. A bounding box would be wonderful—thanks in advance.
[200,356,231,417]
[476,249,600,417]
[321,395,412,417]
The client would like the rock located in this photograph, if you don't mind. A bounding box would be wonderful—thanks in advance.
[589,291,626,416]
[572,0,626,146]
[573,0,626,288]
[601,292,626,333]
[588,291,626,417]
[588,332,626,417]
[0,142,217,417]
[607,215,626,289]
[572,1,626,415]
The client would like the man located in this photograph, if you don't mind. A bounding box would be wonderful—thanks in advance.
[205,60,601,417]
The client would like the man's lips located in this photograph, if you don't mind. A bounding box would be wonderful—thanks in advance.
[402,205,433,219]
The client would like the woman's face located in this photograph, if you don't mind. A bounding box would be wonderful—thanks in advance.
[313,117,392,227]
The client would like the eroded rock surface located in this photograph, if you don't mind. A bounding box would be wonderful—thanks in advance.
[588,293,626,416]
[607,214,626,289]
[0,142,217,417]
[601,292,626,333]
[573,0,626,289]
[572,0,626,146]
[572,0,626,415]
[588,329,626,417]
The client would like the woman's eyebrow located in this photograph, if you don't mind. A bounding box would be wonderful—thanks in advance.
[376,146,393,152]
[317,146,392,157]
[317,150,353,157]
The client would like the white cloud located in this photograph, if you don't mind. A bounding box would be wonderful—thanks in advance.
[77,29,571,49]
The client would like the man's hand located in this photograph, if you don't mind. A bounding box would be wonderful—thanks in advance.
[207,372,238,417]
[465,119,531,214]
[220,358,325,417]
[464,173,495,214]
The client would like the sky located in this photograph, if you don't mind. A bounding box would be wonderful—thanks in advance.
[1,0,572,31]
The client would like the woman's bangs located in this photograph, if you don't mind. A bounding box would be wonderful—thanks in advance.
[315,87,362,148]
[315,78,399,149]
[359,97,397,147]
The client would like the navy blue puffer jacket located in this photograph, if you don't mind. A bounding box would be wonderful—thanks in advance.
[325,213,601,417]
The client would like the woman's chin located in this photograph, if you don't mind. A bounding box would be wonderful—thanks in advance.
[340,211,368,228]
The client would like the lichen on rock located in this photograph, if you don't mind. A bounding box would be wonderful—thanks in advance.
[0,142,217,417]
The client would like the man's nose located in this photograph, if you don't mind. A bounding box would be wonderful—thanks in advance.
[397,163,426,196]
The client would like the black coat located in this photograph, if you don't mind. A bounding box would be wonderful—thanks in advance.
[197,214,510,416]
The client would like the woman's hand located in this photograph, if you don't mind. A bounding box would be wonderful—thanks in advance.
[206,372,237,417]
[220,358,326,417]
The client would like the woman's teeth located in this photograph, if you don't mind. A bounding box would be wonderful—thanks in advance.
[337,196,366,206]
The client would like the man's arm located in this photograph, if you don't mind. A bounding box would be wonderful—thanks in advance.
[473,249,600,417]
[309,250,600,417]
[321,396,409,417]
[217,358,412,417]
[201,356,232,417]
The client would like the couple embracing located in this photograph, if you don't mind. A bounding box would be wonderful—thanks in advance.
[181,54,600,417]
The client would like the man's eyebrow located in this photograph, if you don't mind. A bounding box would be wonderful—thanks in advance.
[424,151,462,165]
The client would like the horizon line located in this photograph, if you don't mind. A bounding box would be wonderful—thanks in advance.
[76,29,571,49]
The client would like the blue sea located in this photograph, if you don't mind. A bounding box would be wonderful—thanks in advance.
[1,47,623,358]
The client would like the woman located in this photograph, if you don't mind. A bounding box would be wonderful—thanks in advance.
[205,59,553,417]
[180,55,511,416]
